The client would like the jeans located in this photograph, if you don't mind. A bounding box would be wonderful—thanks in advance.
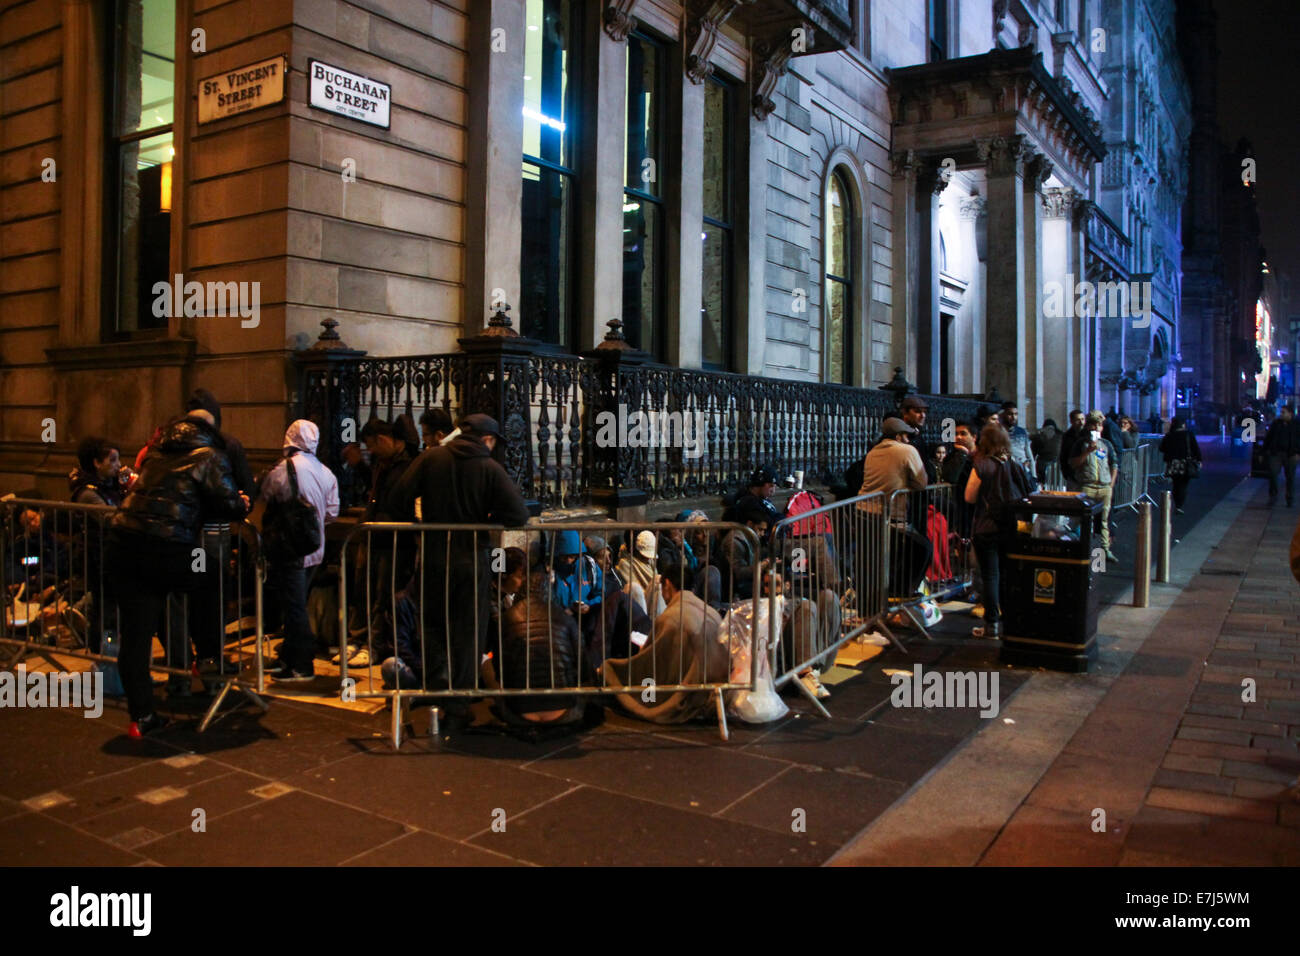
[971,533,1004,625]
[269,561,316,671]
[420,547,491,714]
[1171,475,1191,509]
[106,533,202,721]
[1268,454,1297,502]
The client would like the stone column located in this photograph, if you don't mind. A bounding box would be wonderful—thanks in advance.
[578,12,627,352]
[1022,151,1051,427]
[1070,196,1095,412]
[464,0,525,338]
[916,160,948,393]
[890,150,921,382]
[665,61,705,368]
[978,135,1030,404]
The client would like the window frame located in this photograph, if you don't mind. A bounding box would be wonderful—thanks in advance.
[104,0,177,341]
[928,0,949,63]
[823,167,854,385]
[520,0,584,351]
[700,73,737,372]
[621,27,668,360]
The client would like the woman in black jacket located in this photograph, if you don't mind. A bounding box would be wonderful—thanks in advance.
[107,410,248,737]
[1159,416,1202,514]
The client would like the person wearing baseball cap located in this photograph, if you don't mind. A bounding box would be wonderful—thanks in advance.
[387,410,530,732]
[898,395,936,482]
[858,415,932,599]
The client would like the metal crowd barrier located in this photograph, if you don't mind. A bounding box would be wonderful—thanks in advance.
[338,520,762,747]
[1041,461,1066,491]
[884,483,975,639]
[0,497,266,731]
[765,491,888,716]
[1112,445,1156,512]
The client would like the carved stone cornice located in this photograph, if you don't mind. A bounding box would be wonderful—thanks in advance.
[993,0,1010,41]
[602,0,641,42]
[890,148,917,179]
[1025,150,1054,191]
[917,158,952,196]
[752,31,799,121]
[1071,195,1096,228]
[685,0,750,85]
[977,134,1032,178]
[1042,186,1074,218]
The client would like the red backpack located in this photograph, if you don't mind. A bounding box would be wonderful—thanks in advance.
[784,490,832,536]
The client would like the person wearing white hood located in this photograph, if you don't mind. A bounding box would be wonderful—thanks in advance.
[261,420,339,681]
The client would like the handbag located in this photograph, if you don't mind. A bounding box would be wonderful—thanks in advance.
[262,455,321,563]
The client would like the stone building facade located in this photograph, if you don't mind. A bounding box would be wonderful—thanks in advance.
[0,0,1196,497]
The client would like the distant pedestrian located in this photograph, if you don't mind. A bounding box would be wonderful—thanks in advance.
[1069,410,1120,563]
[1262,404,1300,507]
[1159,415,1202,514]
[1030,418,1063,485]
[1059,409,1087,491]
[999,402,1034,476]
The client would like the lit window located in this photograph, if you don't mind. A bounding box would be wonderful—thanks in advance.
[109,0,175,335]
[701,77,735,371]
[622,31,666,358]
[825,170,853,384]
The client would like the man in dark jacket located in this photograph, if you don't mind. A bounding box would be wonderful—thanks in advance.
[388,414,530,728]
[1263,404,1300,506]
[1030,419,1063,486]
[185,389,256,497]
[1058,409,1086,490]
[107,409,248,737]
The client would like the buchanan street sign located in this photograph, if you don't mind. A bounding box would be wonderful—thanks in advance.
[197,55,287,124]
[308,60,391,129]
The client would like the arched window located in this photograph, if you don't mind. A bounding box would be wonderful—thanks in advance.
[824,169,853,384]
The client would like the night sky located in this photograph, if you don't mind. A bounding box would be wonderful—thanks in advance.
[1211,0,1300,319]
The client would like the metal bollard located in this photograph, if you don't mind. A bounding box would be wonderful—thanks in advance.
[1134,501,1152,607]
[1156,490,1172,584]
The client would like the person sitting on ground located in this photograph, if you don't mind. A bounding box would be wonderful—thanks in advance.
[617,529,664,617]
[493,567,583,727]
[858,417,932,600]
[714,498,770,604]
[551,530,604,621]
[722,465,782,532]
[601,547,728,724]
[485,546,529,655]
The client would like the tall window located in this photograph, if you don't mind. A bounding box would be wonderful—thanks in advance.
[521,0,580,348]
[701,77,734,371]
[928,0,948,62]
[622,31,665,357]
[109,0,175,335]
[824,170,853,384]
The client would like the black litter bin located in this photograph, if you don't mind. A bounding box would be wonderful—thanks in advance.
[1000,492,1102,673]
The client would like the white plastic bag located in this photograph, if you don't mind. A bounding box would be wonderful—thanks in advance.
[719,596,789,724]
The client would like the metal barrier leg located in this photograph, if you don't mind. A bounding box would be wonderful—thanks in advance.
[873,618,910,655]
[430,706,440,738]
[714,688,730,741]
[197,677,268,733]
[391,694,403,750]
[791,671,833,719]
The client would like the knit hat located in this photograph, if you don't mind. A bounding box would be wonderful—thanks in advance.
[554,530,584,557]
[635,530,657,559]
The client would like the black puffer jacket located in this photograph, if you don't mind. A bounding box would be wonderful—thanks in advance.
[110,416,246,544]
[498,590,581,714]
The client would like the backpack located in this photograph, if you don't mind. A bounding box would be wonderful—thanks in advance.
[263,455,321,562]
[981,458,1033,531]
[783,490,831,535]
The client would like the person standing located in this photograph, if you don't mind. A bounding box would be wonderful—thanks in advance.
[999,402,1034,477]
[899,395,935,482]
[963,422,1033,638]
[387,414,530,732]
[1058,409,1087,491]
[1159,416,1202,514]
[1030,419,1063,486]
[1262,404,1300,507]
[1069,410,1120,564]
[107,408,248,737]
[261,421,340,682]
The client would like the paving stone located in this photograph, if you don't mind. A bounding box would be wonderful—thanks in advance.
[721,766,907,845]
[980,803,1126,866]
[0,811,146,866]
[1025,751,1156,817]
[468,785,823,866]
[341,828,525,866]
[1161,752,1222,775]
[1151,768,1235,796]
[1145,786,1276,823]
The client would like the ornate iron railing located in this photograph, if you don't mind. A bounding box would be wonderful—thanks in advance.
[295,317,984,512]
